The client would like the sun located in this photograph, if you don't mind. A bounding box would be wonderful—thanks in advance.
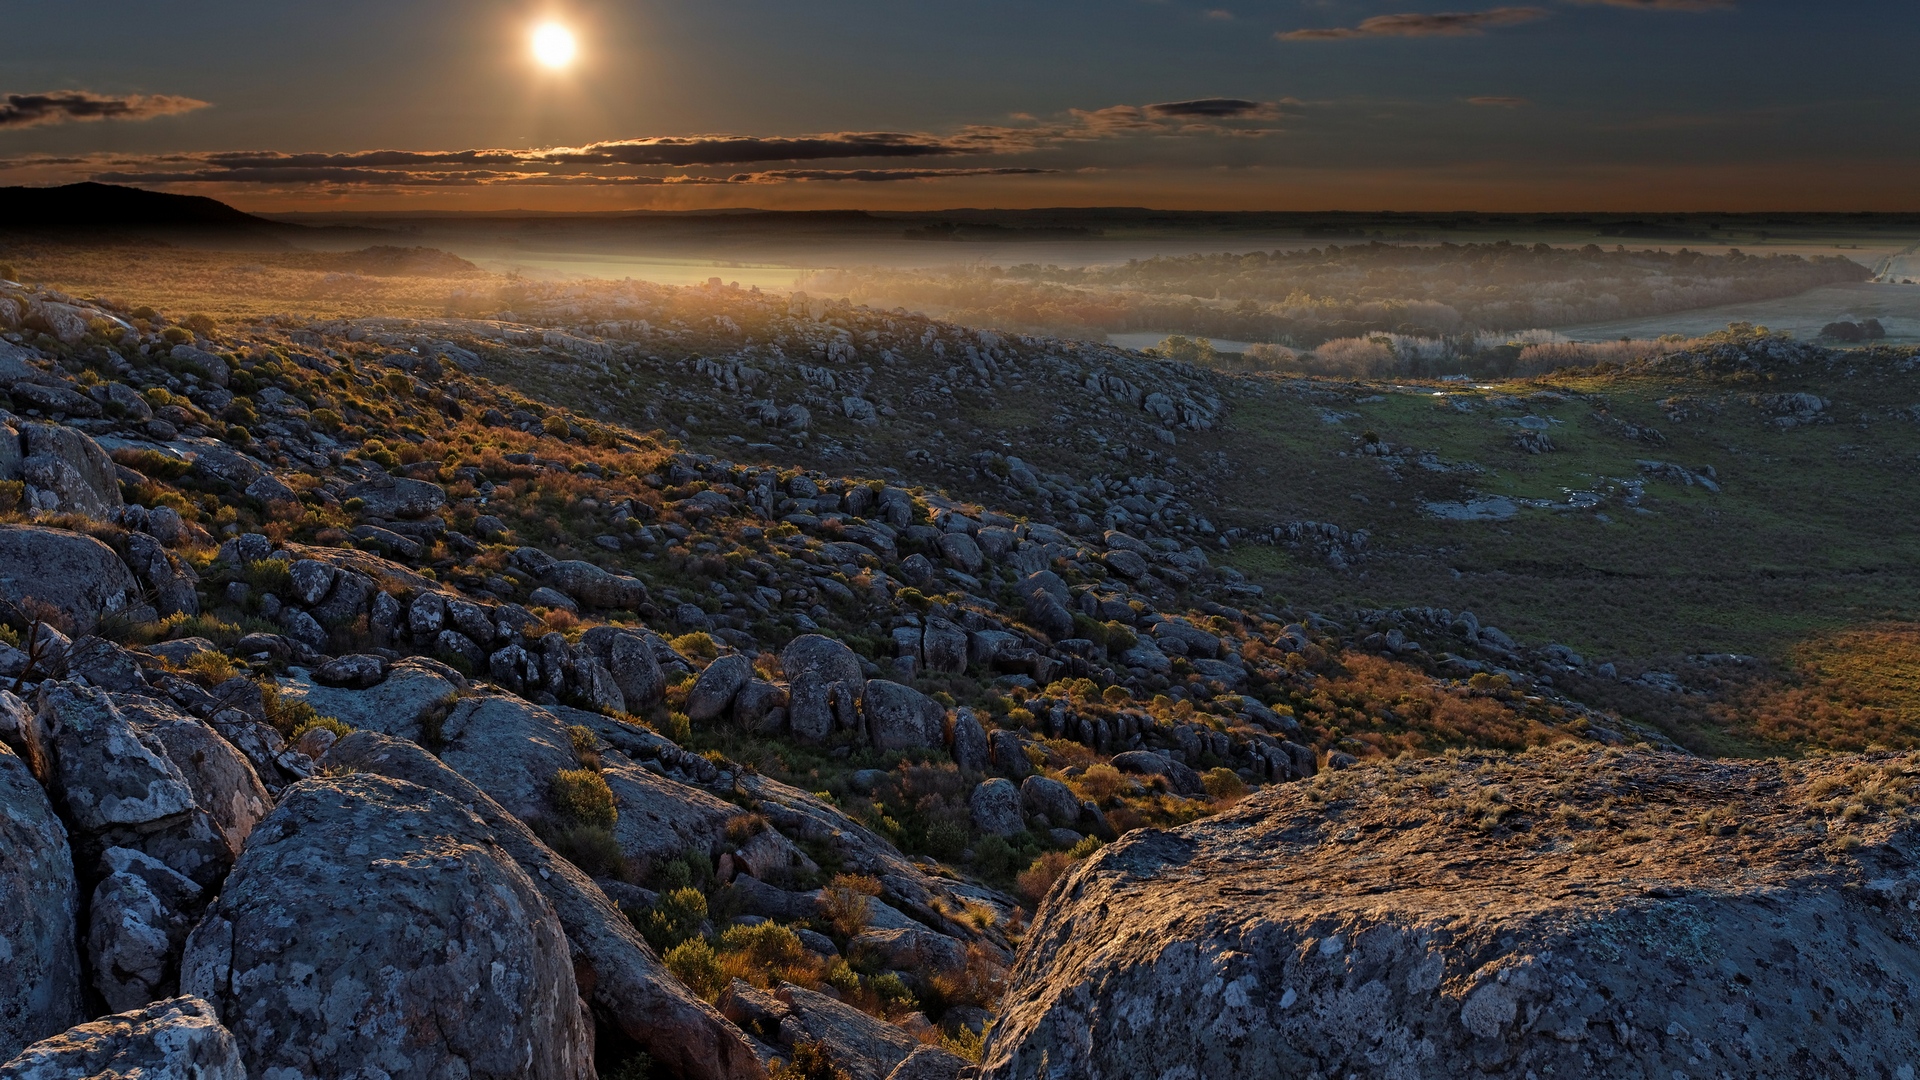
[531,22,577,69]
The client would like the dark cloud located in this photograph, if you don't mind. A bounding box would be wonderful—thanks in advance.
[1568,0,1732,9]
[0,90,209,129]
[41,99,1285,191]
[1467,96,1530,106]
[730,167,1055,183]
[1146,98,1266,118]
[1279,7,1549,40]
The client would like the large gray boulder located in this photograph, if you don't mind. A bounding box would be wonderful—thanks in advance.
[861,679,945,752]
[434,693,580,822]
[580,626,666,709]
[180,774,593,1080]
[688,653,753,722]
[949,708,989,772]
[769,984,924,1080]
[968,778,1024,837]
[920,617,969,675]
[985,748,1920,1080]
[783,634,864,743]
[0,996,244,1080]
[20,425,121,518]
[547,559,648,609]
[0,526,142,633]
[38,684,233,885]
[167,344,230,388]
[122,532,199,618]
[0,743,84,1061]
[1112,749,1205,797]
[321,731,766,1080]
[1020,774,1081,827]
[272,657,461,741]
[602,748,746,864]
[341,473,445,518]
[86,847,204,1012]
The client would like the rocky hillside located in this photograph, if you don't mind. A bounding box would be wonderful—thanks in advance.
[0,271,1912,1079]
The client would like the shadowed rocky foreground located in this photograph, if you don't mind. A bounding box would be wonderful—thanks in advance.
[3,274,1919,1080]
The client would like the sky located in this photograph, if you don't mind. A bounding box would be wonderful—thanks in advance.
[2,0,1917,213]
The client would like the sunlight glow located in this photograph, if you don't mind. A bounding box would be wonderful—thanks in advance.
[532,23,577,69]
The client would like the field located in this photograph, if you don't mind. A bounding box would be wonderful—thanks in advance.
[1561,281,1920,345]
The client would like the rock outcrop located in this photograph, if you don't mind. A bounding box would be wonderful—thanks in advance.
[322,731,766,1080]
[180,773,594,1080]
[0,996,245,1080]
[0,526,143,633]
[986,747,1920,1080]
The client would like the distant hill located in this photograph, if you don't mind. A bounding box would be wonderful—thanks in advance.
[0,182,304,247]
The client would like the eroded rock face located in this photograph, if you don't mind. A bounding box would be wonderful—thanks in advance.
[180,773,593,1080]
[986,748,1920,1080]
[0,743,84,1061]
[0,996,245,1080]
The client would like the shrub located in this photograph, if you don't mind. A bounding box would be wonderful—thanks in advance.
[178,649,241,687]
[289,715,353,742]
[818,873,880,938]
[770,1041,849,1080]
[663,938,725,1001]
[540,823,627,879]
[1202,767,1248,802]
[550,768,617,829]
[634,887,708,951]
[1016,850,1076,904]
[669,632,719,662]
[110,448,192,480]
[261,682,324,737]
[567,724,602,768]
[1073,764,1127,803]
[865,972,917,1016]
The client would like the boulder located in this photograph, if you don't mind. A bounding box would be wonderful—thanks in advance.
[601,748,747,863]
[885,1046,971,1080]
[984,747,1920,1080]
[288,558,337,605]
[1022,572,1076,640]
[937,531,985,574]
[688,653,754,722]
[1020,775,1081,827]
[20,425,121,518]
[120,697,273,860]
[37,683,232,885]
[179,774,593,1080]
[771,984,923,1080]
[547,559,647,609]
[341,474,446,519]
[0,525,141,633]
[321,732,765,1080]
[273,657,461,741]
[783,634,864,743]
[0,996,244,1080]
[1103,548,1150,580]
[949,708,989,772]
[862,679,945,752]
[1153,618,1222,660]
[122,533,199,617]
[0,743,84,1061]
[1111,749,1205,797]
[571,654,627,713]
[85,847,204,1012]
[167,345,230,387]
[733,678,789,730]
[920,616,969,675]
[435,693,580,822]
[580,626,666,710]
[312,653,388,689]
[12,382,101,418]
[968,777,1024,836]
[850,926,969,976]
[990,729,1031,779]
